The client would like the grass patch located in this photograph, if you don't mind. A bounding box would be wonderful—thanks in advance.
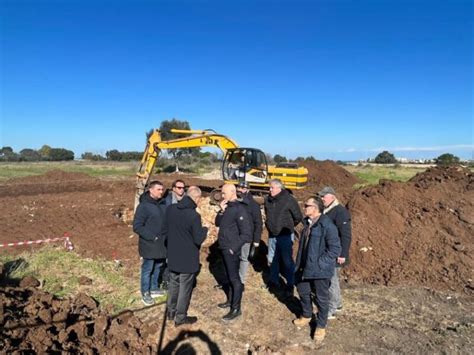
[0,246,162,312]
[0,161,138,181]
[344,165,428,187]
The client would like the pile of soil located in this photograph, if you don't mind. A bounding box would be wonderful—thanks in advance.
[346,165,473,294]
[0,277,155,353]
[297,160,359,200]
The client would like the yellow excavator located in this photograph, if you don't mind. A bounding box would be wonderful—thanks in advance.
[135,128,308,209]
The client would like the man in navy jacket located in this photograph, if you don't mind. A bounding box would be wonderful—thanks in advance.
[293,196,341,346]
[163,186,208,327]
[133,181,167,306]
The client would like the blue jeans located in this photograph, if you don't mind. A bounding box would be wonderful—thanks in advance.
[267,237,277,264]
[267,233,295,264]
[141,258,165,294]
[269,233,295,288]
[297,277,331,328]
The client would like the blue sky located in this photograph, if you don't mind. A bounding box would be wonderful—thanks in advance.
[1,0,472,160]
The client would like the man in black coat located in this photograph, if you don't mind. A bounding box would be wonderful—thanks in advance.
[293,196,341,346]
[163,186,208,327]
[161,179,186,291]
[236,181,263,283]
[133,181,167,306]
[215,183,252,321]
[264,179,302,294]
[319,186,352,319]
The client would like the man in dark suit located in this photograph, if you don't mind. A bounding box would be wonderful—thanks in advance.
[163,186,208,327]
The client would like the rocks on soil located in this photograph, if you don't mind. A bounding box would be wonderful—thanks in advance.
[0,287,155,353]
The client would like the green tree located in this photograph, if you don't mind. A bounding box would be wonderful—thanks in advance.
[106,149,122,161]
[435,153,460,166]
[38,145,52,161]
[121,151,142,161]
[49,148,74,161]
[81,152,106,161]
[19,148,41,161]
[374,151,397,164]
[1,146,13,154]
[154,118,198,171]
[305,155,317,162]
[273,154,288,163]
[0,147,19,161]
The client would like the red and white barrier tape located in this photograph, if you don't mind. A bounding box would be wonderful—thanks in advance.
[0,233,74,251]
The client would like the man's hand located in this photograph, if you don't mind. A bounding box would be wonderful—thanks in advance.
[337,257,346,265]
[219,199,228,212]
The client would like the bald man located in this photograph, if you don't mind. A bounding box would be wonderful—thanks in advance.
[215,184,252,321]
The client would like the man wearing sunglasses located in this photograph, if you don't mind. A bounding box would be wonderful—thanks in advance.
[293,196,341,346]
[165,179,186,206]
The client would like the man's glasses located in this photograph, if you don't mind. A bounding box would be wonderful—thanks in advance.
[175,186,185,190]
[304,204,316,208]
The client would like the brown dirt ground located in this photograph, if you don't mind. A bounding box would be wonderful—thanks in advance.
[1,163,473,353]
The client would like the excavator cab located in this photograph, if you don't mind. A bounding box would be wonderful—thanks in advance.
[223,148,268,185]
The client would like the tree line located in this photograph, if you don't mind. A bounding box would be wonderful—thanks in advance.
[371,151,461,166]
[0,146,74,162]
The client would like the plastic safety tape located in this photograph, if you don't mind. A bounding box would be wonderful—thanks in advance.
[0,233,73,249]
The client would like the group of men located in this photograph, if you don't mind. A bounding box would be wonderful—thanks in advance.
[133,177,352,345]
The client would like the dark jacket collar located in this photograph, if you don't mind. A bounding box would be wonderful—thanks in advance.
[267,189,288,202]
[304,214,330,227]
[141,191,166,205]
[177,195,197,209]
[227,199,242,208]
[238,193,251,205]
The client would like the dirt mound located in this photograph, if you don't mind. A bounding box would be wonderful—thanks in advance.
[297,160,359,200]
[346,166,473,294]
[410,165,474,189]
[0,284,155,353]
[0,170,105,197]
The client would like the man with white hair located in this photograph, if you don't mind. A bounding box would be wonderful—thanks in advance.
[318,186,352,319]
[264,179,302,296]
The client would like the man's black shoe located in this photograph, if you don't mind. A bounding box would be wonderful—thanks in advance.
[175,316,198,327]
[217,301,231,309]
[222,308,241,321]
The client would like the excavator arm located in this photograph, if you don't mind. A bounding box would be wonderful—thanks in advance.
[135,129,238,209]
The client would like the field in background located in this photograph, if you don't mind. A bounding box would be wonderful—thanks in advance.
[344,164,428,187]
[1,161,432,187]
[0,161,138,181]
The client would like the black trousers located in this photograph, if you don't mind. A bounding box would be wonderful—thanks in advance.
[296,277,331,328]
[221,248,243,310]
[167,271,196,323]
